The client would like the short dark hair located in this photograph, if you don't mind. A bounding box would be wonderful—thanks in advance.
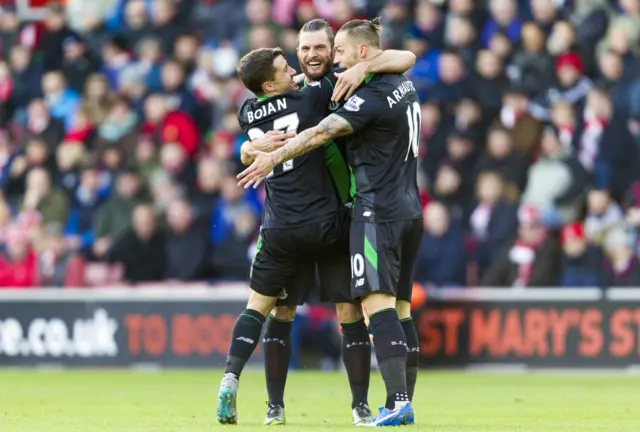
[298,19,335,48]
[237,47,285,96]
[338,17,382,48]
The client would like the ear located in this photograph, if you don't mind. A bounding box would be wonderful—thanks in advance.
[360,43,368,59]
[263,81,274,93]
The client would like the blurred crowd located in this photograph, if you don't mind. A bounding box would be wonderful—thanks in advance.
[0,0,638,289]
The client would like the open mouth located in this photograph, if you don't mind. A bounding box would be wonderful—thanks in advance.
[306,61,322,68]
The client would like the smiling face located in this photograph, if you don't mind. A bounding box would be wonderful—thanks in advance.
[298,30,334,81]
[237,48,297,96]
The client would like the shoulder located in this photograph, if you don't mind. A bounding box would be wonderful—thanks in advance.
[237,98,257,128]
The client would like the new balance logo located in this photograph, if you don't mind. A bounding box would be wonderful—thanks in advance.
[391,341,407,347]
[236,337,255,344]
[407,347,419,353]
[328,100,340,111]
[355,278,365,287]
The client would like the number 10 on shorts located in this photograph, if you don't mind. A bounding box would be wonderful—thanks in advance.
[351,253,365,287]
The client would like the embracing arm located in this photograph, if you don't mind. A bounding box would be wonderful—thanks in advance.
[240,140,257,166]
[240,130,295,166]
[270,115,353,165]
[363,50,416,74]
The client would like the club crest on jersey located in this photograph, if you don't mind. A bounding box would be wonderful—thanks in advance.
[328,100,341,111]
[344,95,365,112]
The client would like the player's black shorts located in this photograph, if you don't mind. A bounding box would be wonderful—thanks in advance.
[349,218,423,301]
[250,209,352,306]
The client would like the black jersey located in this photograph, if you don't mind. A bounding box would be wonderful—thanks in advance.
[238,75,346,229]
[333,73,423,223]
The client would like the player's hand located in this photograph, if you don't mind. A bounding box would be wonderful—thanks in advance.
[293,73,305,86]
[237,151,277,189]
[253,130,295,153]
[332,63,367,102]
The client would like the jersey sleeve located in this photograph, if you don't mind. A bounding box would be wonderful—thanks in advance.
[332,86,380,133]
[237,99,253,132]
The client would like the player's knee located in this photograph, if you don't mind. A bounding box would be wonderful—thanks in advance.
[396,300,411,320]
[335,302,363,323]
[247,290,278,317]
[271,306,296,322]
[361,293,396,317]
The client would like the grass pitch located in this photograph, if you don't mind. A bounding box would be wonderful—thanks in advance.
[1,369,640,431]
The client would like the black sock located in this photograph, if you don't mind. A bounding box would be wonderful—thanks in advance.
[224,309,266,377]
[401,318,419,402]
[369,309,408,410]
[341,318,371,409]
[263,315,293,407]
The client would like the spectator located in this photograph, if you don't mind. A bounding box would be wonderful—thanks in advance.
[41,71,82,131]
[142,94,200,157]
[602,227,640,287]
[149,170,184,216]
[160,60,198,119]
[82,74,114,125]
[0,60,13,127]
[491,89,542,159]
[133,135,160,189]
[41,5,79,72]
[150,0,182,55]
[530,52,593,121]
[127,37,163,93]
[596,50,632,117]
[105,203,166,283]
[160,143,196,190]
[584,188,624,247]
[414,201,466,287]
[101,36,132,91]
[64,107,96,149]
[61,35,101,94]
[210,178,259,278]
[55,142,85,197]
[522,125,588,227]
[481,0,521,49]
[38,224,86,287]
[507,23,554,97]
[443,16,477,70]
[469,172,518,276]
[174,34,200,75]
[428,52,472,104]
[0,7,19,51]
[530,0,558,33]
[475,127,528,199]
[64,166,105,255]
[25,99,65,152]
[21,167,69,227]
[578,89,638,195]
[191,158,224,221]
[119,0,149,49]
[558,221,605,287]
[9,45,43,113]
[0,226,38,288]
[481,205,561,287]
[550,101,578,151]
[3,138,56,202]
[165,198,210,280]
[93,170,142,259]
[547,21,576,57]
[430,164,467,220]
[473,50,510,117]
[95,97,139,153]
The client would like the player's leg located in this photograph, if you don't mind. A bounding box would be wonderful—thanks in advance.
[317,210,373,424]
[350,221,412,426]
[396,219,423,405]
[262,305,296,425]
[218,290,277,425]
[217,230,295,425]
[335,302,373,424]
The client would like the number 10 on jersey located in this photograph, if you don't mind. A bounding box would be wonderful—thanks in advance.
[405,102,421,162]
[247,113,299,177]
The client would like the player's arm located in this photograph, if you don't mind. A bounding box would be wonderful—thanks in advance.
[332,50,416,101]
[238,115,353,188]
[239,130,295,166]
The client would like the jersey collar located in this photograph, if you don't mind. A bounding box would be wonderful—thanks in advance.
[258,96,269,101]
